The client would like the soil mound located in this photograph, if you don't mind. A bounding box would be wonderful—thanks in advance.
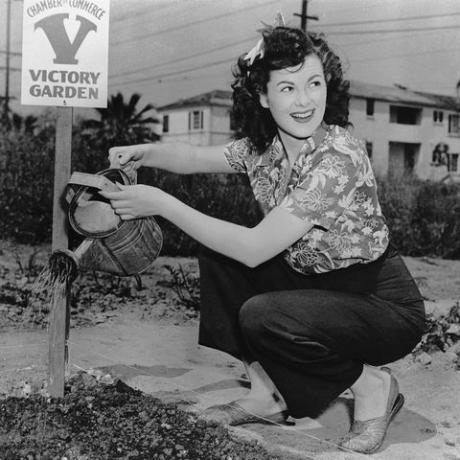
[0,372,279,460]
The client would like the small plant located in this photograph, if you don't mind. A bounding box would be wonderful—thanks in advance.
[0,262,144,328]
[14,247,43,282]
[162,264,200,311]
[414,302,460,353]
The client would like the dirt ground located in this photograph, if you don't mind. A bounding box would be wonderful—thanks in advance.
[0,241,460,459]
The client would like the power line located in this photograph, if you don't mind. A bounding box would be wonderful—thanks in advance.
[327,24,460,35]
[111,10,460,82]
[109,32,408,83]
[110,28,460,88]
[136,71,229,87]
[109,30,460,88]
[110,0,279,46]
[107,13,460,80]
[110,2,177,24]
[350,46,460,63]
[109,8,460,48]
[111,44,460,88]
[0,50,21,57]
[110,56,235,89]
[311,11,460,29]
[337,29,450,49]
[0,65,20,71]
[110,35,256,81]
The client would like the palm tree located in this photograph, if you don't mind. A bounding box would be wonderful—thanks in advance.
[74,93,161,173]
[82,92,160,143]
[11,113,38,134]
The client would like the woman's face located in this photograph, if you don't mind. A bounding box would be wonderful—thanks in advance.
[259,53,327,148]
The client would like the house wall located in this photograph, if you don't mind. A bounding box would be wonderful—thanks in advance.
[210,105,233,145]
[350,97,460,180]
[160,107,212,145]
[160,105,234,146]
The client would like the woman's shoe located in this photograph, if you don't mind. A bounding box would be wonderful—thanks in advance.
[200,400,295,426]
[339,372,404,454]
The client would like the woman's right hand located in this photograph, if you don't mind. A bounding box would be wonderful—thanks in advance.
[108,144,153,173]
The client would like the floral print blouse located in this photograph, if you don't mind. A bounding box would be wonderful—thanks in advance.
[223,124,389,275]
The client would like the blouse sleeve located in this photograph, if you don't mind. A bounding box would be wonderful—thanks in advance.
[279,150,365,230]
[223,138,251,173]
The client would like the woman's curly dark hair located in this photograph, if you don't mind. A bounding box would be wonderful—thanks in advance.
[231,26,350,154]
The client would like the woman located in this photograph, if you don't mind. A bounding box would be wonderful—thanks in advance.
[102,23,426,454]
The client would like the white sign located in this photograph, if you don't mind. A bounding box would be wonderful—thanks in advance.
[21,0,110,108]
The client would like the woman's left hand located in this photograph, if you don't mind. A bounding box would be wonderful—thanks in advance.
[99,184,167,220]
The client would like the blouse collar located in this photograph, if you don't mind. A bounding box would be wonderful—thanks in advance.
[271,123,329,160]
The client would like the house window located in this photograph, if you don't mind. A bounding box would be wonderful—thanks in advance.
[448,114,460,136]
[188,110,204,130]
[163,115,169,133]
[432,142,449,166]
[433,110,444,124]
[365,141,373,158]
[448,153,458,172]
[366,99,375,117]
[389,105,422,125]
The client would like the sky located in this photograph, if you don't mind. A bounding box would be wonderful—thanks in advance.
[1,0,460,118]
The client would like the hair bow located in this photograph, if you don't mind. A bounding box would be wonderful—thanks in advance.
[244,38,264,66]
[243,12,286,66]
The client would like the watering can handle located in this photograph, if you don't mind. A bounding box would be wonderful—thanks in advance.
[68,172,121,192]
[66,172,121,204]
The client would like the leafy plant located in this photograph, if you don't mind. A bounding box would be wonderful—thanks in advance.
[13,247,44,282]
[0,125,55,243]
[0,261,143,328]
[414,303,460,353]
[80,92,160,142]
[162,264,200,311]
[377,176,460,257]
[73,92,161,175]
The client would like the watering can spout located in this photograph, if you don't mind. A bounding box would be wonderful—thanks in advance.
[49,239,95,282]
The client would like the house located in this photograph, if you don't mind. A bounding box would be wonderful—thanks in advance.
[157,83,460,181]
[157,90,233,146]
[348,81,460,182]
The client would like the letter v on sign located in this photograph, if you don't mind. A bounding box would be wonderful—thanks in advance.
[35,14,97,65]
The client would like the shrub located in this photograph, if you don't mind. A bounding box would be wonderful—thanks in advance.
[0,126,55,243]
[377,175,460,258]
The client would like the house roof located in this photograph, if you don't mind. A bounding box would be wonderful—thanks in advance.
[157,82,459,111]
[350,80,458,110]
[157,89,232,110]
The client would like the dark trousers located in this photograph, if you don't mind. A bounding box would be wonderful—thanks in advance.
[198,245,426,418]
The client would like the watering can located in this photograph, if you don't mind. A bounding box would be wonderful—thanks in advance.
[59,168,163,278]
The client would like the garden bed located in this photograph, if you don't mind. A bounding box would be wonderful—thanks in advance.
[0,372,279,460]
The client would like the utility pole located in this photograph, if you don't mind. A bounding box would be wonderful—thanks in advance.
[294,0,318,32]
[3,0,12,127]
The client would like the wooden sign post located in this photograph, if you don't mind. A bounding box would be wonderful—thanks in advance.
[21,0,110,397]
[48,106,73,397]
